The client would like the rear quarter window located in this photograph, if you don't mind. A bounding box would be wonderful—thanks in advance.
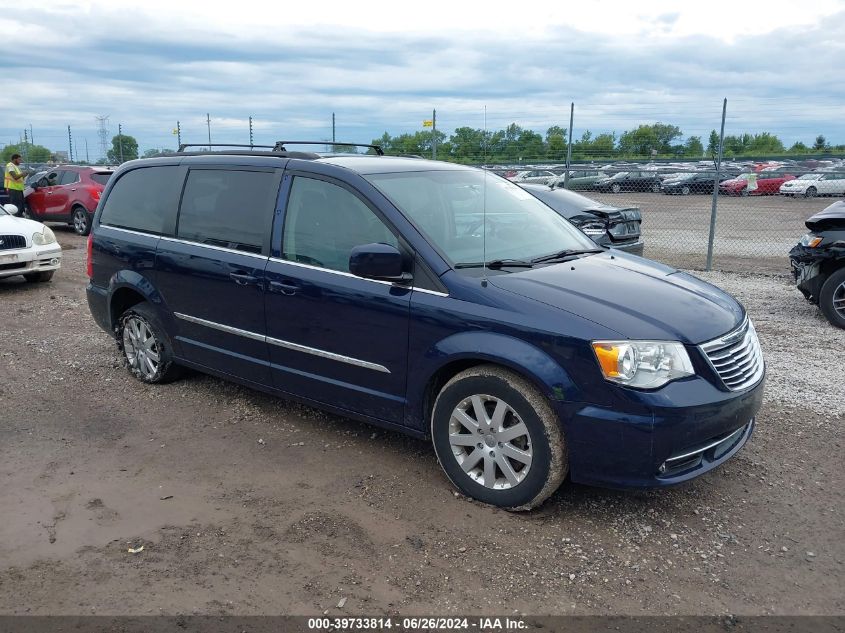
[90,173,112,186]
[99,166,183,235]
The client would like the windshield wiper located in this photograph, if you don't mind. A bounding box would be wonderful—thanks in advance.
[531,248,605,264]
[454,259,535,269]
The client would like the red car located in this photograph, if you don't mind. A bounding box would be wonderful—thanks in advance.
[719,167,795,196]
[26,166,113,235]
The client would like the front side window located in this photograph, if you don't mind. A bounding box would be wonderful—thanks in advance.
[366,170,596,268]
[178,169,278,253]
[282,176,398,273]
[100,166,183,235]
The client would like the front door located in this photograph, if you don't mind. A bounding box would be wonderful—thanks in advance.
[264,174,411,423]
[154,166,282,387]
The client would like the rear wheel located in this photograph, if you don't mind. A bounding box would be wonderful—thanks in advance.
[71,207,91,236]
[819,268,845,329]
[116,303,183,383]
[681,185,691,195]
[611,183,621,193]
[431,365,567,511]
[23,271,54,283]
[804,186,817,198]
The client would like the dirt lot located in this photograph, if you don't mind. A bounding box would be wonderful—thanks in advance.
[0,228,843,617]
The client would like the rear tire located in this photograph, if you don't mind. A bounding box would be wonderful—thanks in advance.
[23,271,54,283]
[611,183,621,193]
[431,365,567,511]
[116,303,183,383]
[71,207,91,236]
[804,186,817,199]
[819,268,845,329]
[681,185,691,195]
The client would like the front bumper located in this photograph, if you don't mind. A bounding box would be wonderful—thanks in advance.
[557,374,765,489]
[0,245,61,279]
[789,257,825,303]
[607,240,644,256]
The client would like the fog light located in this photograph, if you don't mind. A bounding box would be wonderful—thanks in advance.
[658,463,667,474]
[50,258,59,265]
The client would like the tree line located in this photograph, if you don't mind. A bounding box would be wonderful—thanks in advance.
[370,124,843,163]
[3,124,842,166]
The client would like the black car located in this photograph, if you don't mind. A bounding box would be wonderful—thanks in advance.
[789,200,845,329]
[593,171,662,193]
[661,172,727,195]
[520,184,643,255]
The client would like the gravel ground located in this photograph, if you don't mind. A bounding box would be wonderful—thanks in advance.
[0,229,842,617]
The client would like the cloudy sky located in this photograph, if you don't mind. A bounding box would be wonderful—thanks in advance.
[2,0,844,160]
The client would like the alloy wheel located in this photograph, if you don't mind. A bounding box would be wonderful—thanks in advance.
[448,394,533,490]
[834,281,845,319]
[122,316,161,380]
[73,209,88,234]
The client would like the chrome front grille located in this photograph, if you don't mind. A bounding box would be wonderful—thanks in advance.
[700,317,764,391]
[0,235,26,251]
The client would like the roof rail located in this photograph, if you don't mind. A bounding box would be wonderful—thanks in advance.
[272,141,384,156]
[177,143,275,152]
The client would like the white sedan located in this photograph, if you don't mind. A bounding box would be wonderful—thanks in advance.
[508,170,557,184]
[0,204,62,282]
[780,173,845,198]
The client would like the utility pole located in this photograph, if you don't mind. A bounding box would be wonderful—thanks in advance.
[249,116,254,148]
[175,120,181,149]
[96,115,109,162]
[22,129,29,163]
[118,123,124,163]
[68,126,74,163]
[432,109,437,160]
[29,124,34,147]
[85,138,90,164]
[206,113,212,149]
[332,112,336,145]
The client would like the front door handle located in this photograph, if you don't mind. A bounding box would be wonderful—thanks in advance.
[229,272,259,286]
[268,280,299,295]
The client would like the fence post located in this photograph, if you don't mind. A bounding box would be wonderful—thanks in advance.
[706,98,727,271]
[564,102,574,188]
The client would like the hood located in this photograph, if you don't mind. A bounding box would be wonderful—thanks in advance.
[489,252,743,344]
[806,200,845,231]
[0,213,47,236]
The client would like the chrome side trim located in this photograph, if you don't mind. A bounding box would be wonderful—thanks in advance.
[173,312,390,374]
[99,225,162,239]
[266,335,390,374]
[174,312,265,342]
[159,236,267,260]
[268,256,449,297]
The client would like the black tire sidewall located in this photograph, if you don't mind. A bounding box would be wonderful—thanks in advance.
[819,268,845,329]
[73,208,91,236]
[116,303,179,383]
[432,373,554,509]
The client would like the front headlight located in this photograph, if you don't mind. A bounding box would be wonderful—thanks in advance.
[800,234,823,248]
[591,340,695,389]
[32,226,57,246]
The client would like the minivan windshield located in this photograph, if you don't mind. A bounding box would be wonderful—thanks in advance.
[366,170,598,268]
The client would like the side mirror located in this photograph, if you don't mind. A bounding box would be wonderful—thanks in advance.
[349,243,409,282]
[3,204,19,215]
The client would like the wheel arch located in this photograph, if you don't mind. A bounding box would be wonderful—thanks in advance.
[107,271,171,333]
[408,332,578,435]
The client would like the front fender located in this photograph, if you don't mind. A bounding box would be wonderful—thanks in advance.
[405,331,579,431]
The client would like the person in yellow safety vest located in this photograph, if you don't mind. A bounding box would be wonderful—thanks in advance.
[4,153,26,217]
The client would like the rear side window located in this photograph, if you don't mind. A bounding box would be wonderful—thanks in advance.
[177,169,278,254]
[100,166,183,235]
[90,173,112,186]
[59,171,79,185]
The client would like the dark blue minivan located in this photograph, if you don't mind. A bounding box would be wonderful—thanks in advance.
[86,147,765,510]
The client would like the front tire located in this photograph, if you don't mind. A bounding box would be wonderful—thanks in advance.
[804,186,817,199]
[116,303,183,383]
[819,268,845,329]
[681,185,691,195]
[431,365,567,511]
[611,183,621,193]
[71,207,91,236]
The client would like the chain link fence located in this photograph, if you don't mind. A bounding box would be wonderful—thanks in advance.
[491,166,845,273]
